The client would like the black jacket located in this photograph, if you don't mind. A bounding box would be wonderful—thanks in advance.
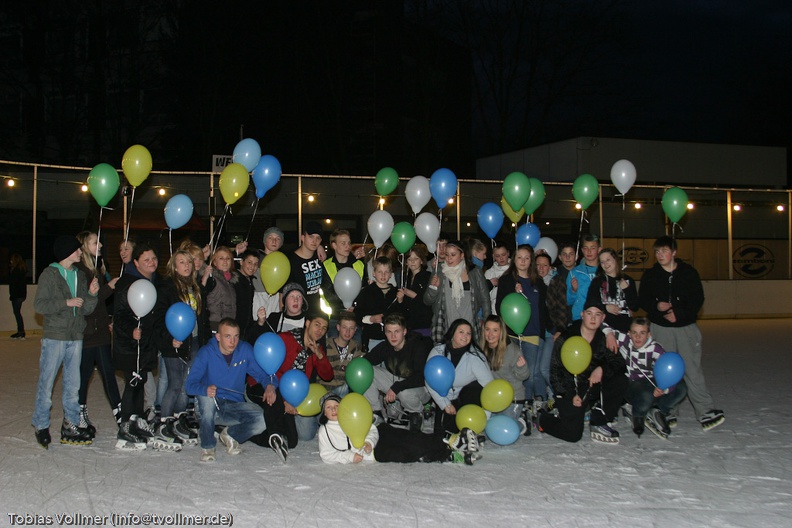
[639,260,704,328]
[363,333,433,394]
[153,280,211,359]
[113,269,159,372]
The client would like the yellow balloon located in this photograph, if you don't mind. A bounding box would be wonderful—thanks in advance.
[121,144,153,187]
[501,196,525,223]
[561,336,593,375]
[297,383,328,416]
[338,393,373,449]
[480,379,514,413]
[219,163,250,205]
[260,251,291,294]
[455,404,487,434]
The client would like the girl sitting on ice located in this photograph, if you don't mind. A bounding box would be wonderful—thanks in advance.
[318,394,378,464]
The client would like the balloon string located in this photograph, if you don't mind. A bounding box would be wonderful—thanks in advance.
[169,228,173,257]
[621,194,627,270]
[210,205,230,254]
[398,253,405,287]
[123,187,136,248]
[95,207,104,272]
[245,198,260,243]
[575,210,586,257]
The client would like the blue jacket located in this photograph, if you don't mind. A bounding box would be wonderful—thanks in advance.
[186,338,276,402]
[566,262,598,321]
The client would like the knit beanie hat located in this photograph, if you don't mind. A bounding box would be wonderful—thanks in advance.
[319,393,342,425]
[53,235,81,262]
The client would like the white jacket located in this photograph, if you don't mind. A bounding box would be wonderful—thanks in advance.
[485,261,510,313]
[318,420,379,465]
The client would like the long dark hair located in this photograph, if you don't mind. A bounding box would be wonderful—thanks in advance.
[595,248,625,281]
[10,253,26,273]
[442,318,486,360]
[506,244,539,284]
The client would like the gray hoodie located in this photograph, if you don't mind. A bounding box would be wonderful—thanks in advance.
[34,264,97,341]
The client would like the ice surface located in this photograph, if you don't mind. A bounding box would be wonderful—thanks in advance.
[1,319,790,527]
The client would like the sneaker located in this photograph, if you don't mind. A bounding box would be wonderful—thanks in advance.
[150,419,183,451]
[35,427,51,449]
[200,448,216,462]
[78,404,96,438]
[631,416,645,437]
[61,420,93,445]
[269,434,288,463]
[219,427,241,455]
[700,409,725,431]
[590,423,620,444]
[115,421,148,450]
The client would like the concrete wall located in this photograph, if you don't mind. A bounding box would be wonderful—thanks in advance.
[3,281,790,333]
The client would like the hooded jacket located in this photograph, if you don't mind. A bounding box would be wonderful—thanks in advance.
[639,259,704,328]
[186,337,274,402]
[34,264,98,341]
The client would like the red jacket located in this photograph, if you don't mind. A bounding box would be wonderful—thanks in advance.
[277,331,334,383]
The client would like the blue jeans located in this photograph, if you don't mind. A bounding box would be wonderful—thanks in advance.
[196,396,266,449]
[295,414,319,441]
[33,339,82,429]
[627,378,689,418]
[538,331,555,399]
[514,339,544,401]
[161,356,189,417]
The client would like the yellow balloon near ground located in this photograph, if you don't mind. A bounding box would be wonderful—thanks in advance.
[481,379,514,413]
[219,163,250,205]
[297,383,328,416]
[338,393,373,449]
[455,404,487,434]
[121,144,153,187]
[260,251,290,294]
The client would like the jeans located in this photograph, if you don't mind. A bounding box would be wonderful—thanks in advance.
[78,343,121,410]
[33,339,82,429]
[196,396,267,449]
[156,354,168,408]
[515,339,544,400]
[161,356,189,417]
[627,378,688,418]
[539,331,555,399]
[11,298,25,333]
[295,414,319,441]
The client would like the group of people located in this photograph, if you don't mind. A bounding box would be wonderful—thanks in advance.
[30,220,725,466]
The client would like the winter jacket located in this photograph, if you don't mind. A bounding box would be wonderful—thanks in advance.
[549,320,626,398]
[277,330,334,383]
[639,260,704,328]
[34,264,98,341]
[494,273,549,337]
[424,266,491,344]
[73,261,112,348]
[399,269,433,331]
[186,337,274,402]
[547,267,572,332]
[112,269,159,372]
[566,262,599,321]
[611,330,666,382]
[234,272,257,339]
[355,282,400,345]
[490,342,531,401]
[322,257,365,316]
[586,273,639,333]
[318,420,378,464]
[484,261,510,313]
[153,280,211,359]
[323,337,364,390]
[206,270,238,330]
[426,343,494,409]
[364,333,433,394]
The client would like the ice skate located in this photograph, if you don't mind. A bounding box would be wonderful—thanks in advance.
[149,419,183,451]
[269,433,288,463]
[78,404,96,438]
[699,409,725,432]
[60,420,92,445]
[173,413,199,445]
[129,414,155,440]
[645,408,671,440]
[590,423,620,444]
[35,427,51,449]
[115,421,147,450]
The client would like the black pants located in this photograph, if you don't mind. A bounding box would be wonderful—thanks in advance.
[79,343,121,411]
[374,424,450,463]
[246,383,298,449]
[435,381,484,434]
[120,369,147,422]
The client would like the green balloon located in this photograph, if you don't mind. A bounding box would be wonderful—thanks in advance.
[572,173,599,209]
[375,167,399,197]
[524,178,546,215]
[499,292,532,335]
[345,357,374,394]
[87,163,120,207]
[502,172,531,211]
[391,221,417,254]
[662,186,689,223]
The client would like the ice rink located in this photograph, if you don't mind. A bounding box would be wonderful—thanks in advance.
[1,318,790,528]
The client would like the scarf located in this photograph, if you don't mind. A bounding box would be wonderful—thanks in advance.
[442,261,465,308]
[445,343,468,368]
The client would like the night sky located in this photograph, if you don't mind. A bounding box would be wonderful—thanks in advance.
[1,1,789,180]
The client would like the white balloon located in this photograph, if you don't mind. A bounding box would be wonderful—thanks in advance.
[367,210,394,248]
[127,279,157,318]
[414,212,440,250]
[610,159,637,195]
[334,267,362,309]
[534,237,558,264]
[405,176,431,214]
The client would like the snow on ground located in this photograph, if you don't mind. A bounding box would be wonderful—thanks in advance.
[1,319,790,528]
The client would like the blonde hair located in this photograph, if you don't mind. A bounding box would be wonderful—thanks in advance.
[166,249,202,315]
[479,315,508,371]
[76,231,103,278]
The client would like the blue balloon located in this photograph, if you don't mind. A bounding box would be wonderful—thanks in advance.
[280,369,310,407]
[254,333,286,375]
[165,302,196,343]
[252,155,282,199]
[424,355,455,397]
[654,352,686,390]
[430,168,457,209]
[485,415,521,446]
[233,138,262,172]
[164,194,194,230]
[516,222,541,248]
[477,202,504,239]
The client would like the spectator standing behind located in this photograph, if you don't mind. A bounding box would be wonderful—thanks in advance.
[396,246,433,336]
[567,234,601,322]
[322,312,363,393]
[9,253,27,340]
[323,229,365,338]
[485,243,511,313]
[355,256,400,351]
[586,248,639,333]
[118,239,136,276]
[32,235,99,448]
[234,249,260,341]
[74,232,121,433]
[288,221,326,316]
[638,235,725,431]
[535,252,557,403]
[546,241,577,336]
[424,240,491,345]
[206,246,237,333]
[237,227,284,326]
[186,318,269,463]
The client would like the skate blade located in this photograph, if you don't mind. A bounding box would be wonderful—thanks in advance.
[115,439,147,450]
[701,416,725,432]
[150,440,183,452]
[644,423,670,440]
[590,432,620,444]
[60,439,92,446]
